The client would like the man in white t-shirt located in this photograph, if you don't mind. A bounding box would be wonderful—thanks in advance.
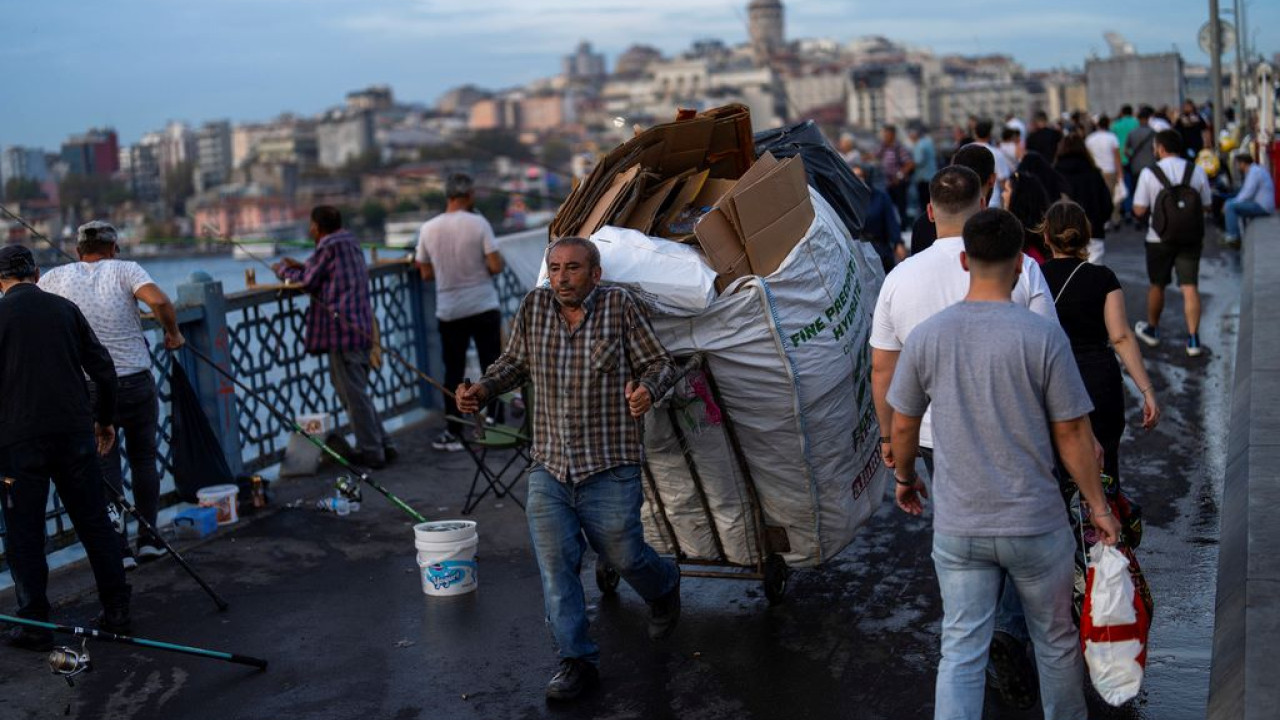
[415,173,505,451]
[871,166,1057,706]
[38,221,185,566]
[1131,130,1213,357]
[872,166,1056,468]
[1085,116,1123,226]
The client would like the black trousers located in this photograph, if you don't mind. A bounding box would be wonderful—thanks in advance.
[1074,350,1125,483]
[0,432,130,620]
[888,182,909,225]
[97,371,161,546]
[439,309,503,436]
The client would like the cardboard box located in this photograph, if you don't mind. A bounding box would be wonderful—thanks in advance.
[576,165,642,238]
[661,176,736,240]
[695,207,751,291]
[733,156,814,277]
[693,151,814,287]
[620,171,691,235]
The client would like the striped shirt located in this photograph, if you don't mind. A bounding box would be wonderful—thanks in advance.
[278,230,373,353]
[479,285,676,483]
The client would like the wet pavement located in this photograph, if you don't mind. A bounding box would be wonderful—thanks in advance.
[0,226,1237,719]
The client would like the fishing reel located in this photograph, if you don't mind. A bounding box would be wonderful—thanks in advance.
[48,639,91,686]
[335,475,362,503]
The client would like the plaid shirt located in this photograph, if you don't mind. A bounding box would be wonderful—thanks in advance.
[877,141,914,185]
[279,230,374,353]
[479,285,676,483]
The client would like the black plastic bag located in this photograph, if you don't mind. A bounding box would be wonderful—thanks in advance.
[170,362,235,502]
[753,120,872,244]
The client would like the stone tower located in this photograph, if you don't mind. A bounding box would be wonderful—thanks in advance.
[748,0,785,65]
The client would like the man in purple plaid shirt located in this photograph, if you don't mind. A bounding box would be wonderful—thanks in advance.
[273,206,395,468]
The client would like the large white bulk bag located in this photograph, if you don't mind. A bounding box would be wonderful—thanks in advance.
[643,189,886,568]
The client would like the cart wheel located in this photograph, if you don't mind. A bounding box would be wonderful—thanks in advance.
[763,554,789,605]
[596,563,621,595]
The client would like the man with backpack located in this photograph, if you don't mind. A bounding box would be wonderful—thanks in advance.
[1131,130,1212,357]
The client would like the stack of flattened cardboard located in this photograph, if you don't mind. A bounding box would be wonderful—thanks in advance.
[550,105,754,242]
[550,104,816,295]
[694,151,814,291]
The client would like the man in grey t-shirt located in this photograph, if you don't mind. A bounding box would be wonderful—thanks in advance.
[888,208,1120,720]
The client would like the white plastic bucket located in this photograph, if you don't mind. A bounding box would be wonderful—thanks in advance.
[197,484,240,526]
[413,520,478,596]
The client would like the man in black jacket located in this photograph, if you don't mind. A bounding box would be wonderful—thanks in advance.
[0,245,131,651]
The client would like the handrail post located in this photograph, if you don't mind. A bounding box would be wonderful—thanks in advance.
[407,265,443,410]
[177,273,245,477]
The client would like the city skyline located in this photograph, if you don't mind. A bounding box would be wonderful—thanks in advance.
[3,0,1277,150]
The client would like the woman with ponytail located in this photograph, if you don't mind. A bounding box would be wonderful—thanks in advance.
[1039,200,1160,484]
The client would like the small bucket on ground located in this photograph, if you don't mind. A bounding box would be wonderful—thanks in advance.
[413,520,478,597]
[197,484,240,526]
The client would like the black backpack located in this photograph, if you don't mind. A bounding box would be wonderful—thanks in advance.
[1149,162,1204,248]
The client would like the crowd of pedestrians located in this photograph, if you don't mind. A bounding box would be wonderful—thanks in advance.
[862,94,1276,717]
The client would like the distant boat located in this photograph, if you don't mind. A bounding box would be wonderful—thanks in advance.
[232,241,277,261]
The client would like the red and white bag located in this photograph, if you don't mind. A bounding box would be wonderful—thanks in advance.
[1080,543,1150,705]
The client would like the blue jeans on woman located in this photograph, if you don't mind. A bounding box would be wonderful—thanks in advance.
[526,463,678,665]
[931,525,1085,720]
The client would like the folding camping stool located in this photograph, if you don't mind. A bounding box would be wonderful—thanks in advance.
[447,387,533,515]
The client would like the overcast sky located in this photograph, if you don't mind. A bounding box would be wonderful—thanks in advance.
[3,0,1276,149]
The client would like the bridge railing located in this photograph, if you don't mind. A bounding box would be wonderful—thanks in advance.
[0,244,534,569]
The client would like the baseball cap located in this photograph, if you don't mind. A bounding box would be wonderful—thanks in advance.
[0,244,37,279]
[77,220,119,245]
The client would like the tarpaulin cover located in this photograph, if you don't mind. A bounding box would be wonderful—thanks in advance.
[170,362,235,503]
[642,189,887,568]
[753,121,871,244]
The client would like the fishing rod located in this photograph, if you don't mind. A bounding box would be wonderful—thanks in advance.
[183,345,428,524]
[0,613,267,683]
[201,223,458,402]
[0,204,76,264]
[101,477,229,612]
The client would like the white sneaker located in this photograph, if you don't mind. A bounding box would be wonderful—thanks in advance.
[136,543,167,561]
[1186,334,1204,357]
[122,554,138,572]
[431,431,463,452]
[1134,321,1160,348]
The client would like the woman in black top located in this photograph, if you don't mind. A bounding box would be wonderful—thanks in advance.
[1039,200,1160,482]
[1053,134,1114,263]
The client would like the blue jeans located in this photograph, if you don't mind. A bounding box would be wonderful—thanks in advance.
[1224,199,1271,239]
[920,449,1028,644]
[526,464,678,665]
[932,526,1085,720]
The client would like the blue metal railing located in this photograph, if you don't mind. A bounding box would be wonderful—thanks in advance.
[1,252,532,568]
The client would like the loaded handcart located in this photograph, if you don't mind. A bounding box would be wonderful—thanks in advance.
[549,105,889,604]
[642,354,791,604]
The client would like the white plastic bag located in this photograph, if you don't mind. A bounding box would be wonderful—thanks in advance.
[1112,177,1128,206]
[1081,543,1149,706]
[535,226,718,315]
